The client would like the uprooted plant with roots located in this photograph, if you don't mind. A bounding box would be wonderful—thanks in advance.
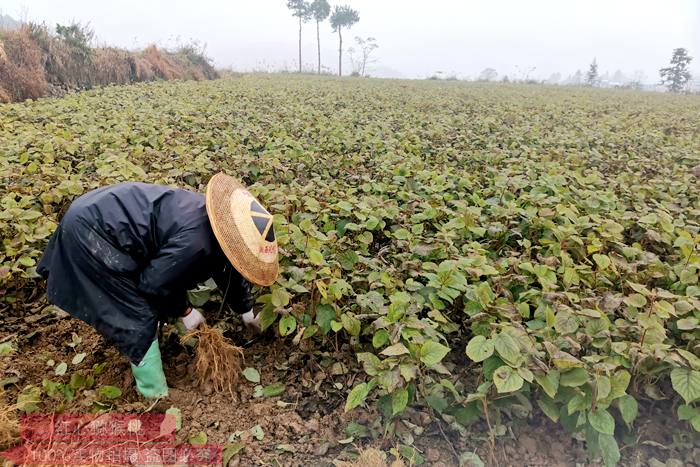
[0,389,20,450]
[182,324,244,397]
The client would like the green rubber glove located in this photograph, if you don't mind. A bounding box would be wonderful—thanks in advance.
[130,340,168,399]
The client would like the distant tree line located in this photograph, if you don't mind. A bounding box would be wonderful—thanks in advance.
[286,1,364,76]
[463,48,694,93]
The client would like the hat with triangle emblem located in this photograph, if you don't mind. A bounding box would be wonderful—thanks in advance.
[205,173,279,286]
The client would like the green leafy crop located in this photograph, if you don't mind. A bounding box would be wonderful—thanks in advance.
[2,76,699,464]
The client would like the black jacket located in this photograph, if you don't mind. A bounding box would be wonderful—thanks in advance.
[37,182,254,363]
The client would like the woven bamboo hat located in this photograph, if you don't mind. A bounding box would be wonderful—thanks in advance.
[205,173,279,286]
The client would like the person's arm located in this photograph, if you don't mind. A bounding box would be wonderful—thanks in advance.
[212,263,255,314]
[138,227,209,318]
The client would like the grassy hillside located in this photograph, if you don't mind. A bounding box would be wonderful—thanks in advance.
[0,23,217,103]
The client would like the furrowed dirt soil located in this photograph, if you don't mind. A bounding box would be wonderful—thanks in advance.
[1,302,698,466]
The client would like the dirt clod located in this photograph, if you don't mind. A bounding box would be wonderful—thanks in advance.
[315,442,331,456]
[337,448,406,467]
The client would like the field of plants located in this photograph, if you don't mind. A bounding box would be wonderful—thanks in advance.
[1,75,700,466]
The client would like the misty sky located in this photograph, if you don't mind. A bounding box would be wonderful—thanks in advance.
[2,0,698,81]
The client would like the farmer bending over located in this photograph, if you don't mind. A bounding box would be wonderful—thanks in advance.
[37,173,279,398]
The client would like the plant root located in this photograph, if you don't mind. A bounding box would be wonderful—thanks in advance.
[0,388,20,450]
[182,324,244,397]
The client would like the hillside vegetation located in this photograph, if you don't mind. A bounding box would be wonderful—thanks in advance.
[1,76,699,465]
[0,22,217,103]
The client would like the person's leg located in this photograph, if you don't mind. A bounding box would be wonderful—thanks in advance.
[130,340,168,398]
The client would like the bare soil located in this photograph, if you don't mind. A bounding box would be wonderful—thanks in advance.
[1,306,698,466]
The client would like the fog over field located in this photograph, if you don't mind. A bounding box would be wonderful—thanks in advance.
[2,0,698,81]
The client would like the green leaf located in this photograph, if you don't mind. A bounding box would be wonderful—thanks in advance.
[330,320,343,332]
[242,368,260,384]
[337,200,353,212]
[609,370,631,399]
[398,444,424,465]
[595,375,611,401]
[474,281,495,306]
[165,407,182,431]
[345,382,370,412]
[381,343,410,357]
[493,332,520,366]
[69,373,86,390]
[66,332,83,349]
[670,368,700,404]
[271,287,290,307]
[54,362,68,376]
[250,425,264,440]
[222,442,245,465]
[261,383,285,397]
[357,352,383,376]
[588,408,615,435]
[535,371,560,399]
[17,386,41,413]
[92,362,107,376]
[345,421,369,438]
[627,281,651,296]
[465,336,494,362]
[187,431,208,446]
[340,313,361,336]
[18,256,36,267]
[678,404,700,432]
[302,325,318,339]
[258,308,277,331]
[493,366,524,393]
[393,228,410,240]
[279,314,297,336]
[677,317,699,330]
[71,352,86,365]
[308,249,324,265]
[593,254,611,270]
[391,387,409,416]
[560,368,588,387]
[617,395,638,427]
[537,396,560,422]
[365,216,380,230]
[638,213,658,224]
[420,340,450,366]
[598,434,620,467]
[315,304,336,335]
[0,376,19,388]
[623,293,647,308]
[0,341,15,355]
[338,250,359,270]
[372,330,390,349]
[563,268,579,287]
[677,404,697,421]
[689,415,700,432]
[187,283,214,307]
[680,269,698,285]
[677,349,700,371]
[654,300,676,318]
[99,385,122,400]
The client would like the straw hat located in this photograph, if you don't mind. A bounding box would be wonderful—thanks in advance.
[205,173,279,286]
